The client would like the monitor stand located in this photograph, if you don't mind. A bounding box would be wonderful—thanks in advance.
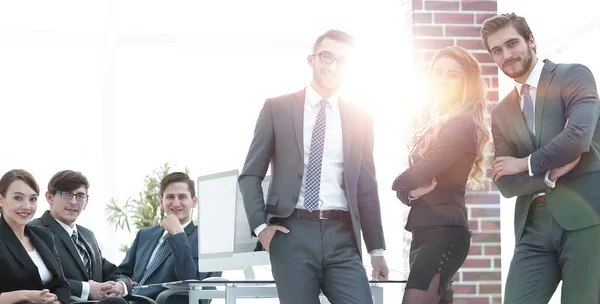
[243,266,256,280]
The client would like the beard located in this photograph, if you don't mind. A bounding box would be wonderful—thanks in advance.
[313,68,341,94]
[501,46,534,79]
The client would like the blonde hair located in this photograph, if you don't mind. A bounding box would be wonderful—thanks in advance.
[409,46,491,190]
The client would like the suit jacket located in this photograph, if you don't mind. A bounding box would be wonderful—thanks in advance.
[0,215,70,304]
[392,113,477,231]
[492,59,600,241]
[118,223,207,300]
[238,89,386,254]
[28,211,132,298]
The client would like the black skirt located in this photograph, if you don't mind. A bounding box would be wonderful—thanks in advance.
[406,225,471,301]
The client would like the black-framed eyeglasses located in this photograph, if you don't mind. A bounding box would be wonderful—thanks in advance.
[58,191,89,202]
[314,51,348,66]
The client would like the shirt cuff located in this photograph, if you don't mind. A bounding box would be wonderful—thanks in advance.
[80,281,90,301]
[119,281,129,296]
[254,223,268,237]
[544,170,556,188]
[368,249,384,257]
[528,155,534,177]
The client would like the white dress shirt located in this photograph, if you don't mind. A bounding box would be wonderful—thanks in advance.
[28,249,53,284]
[255,85,384,257]
[514,59,556,197]
[55,219,128,300]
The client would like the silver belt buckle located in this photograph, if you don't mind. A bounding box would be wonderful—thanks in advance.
[318,209,327,220]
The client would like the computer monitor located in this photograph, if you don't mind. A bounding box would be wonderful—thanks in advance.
[196,169,270,278]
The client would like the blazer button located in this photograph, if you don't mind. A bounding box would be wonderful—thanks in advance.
[297,174,303,180]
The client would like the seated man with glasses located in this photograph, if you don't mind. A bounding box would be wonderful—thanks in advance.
[29,170,134,303]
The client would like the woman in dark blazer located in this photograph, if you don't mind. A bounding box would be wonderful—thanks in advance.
[392,46,491,304]
[0,169,69,304]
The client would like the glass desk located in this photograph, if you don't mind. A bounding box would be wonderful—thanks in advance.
[144,279,406,304]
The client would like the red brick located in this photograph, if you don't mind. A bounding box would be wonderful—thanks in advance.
[465,193,499,205]
[434,12,474,24]
[481,220,500,231]
[446,26,482,37]
[470,207,500,218]
[454,298,489,304]
[482,65,498,75]
[484,245,501,255]
[494,258,501,268]
[487,90,499,101]
[453,272,461,281]
[469,244,483,255]
[414,0,423,10]
[462,0,498,11]
[480,283,502,294]
[473,52,494,63]
[457,38,485,50]
[453,283,476,294]
[414,25,444,37]
[424,0,460,11]
[414,38,455,50]
[476,12,497,24]
[462,270,501,281]
[492,296,502,304]
[468,220,479,231]
[462,257,491,268]
[472,232,501,243]
[413,12,433,23]
[489,76,499,88]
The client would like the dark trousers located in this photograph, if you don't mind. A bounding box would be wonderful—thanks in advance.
[504,202,600,303]
[269,216,373,304]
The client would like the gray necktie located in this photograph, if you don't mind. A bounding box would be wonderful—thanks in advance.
[521,84,535,136]
[71,231,92,277]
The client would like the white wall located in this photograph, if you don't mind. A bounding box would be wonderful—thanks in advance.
[1,1,418,302]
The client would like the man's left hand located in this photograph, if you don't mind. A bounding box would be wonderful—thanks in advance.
[371,256,389,281]
[492,156,528,181]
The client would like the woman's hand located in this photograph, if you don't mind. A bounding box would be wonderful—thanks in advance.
[409,178,437,198]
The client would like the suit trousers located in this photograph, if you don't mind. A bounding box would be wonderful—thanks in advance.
[504,202,600,303]
[269,215,373,304]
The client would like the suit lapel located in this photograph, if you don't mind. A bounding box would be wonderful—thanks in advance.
[0,217,39,284]
[505,89,536,152]
[534,60,557,147]
[40,211,89,278]
[291,90,306,160]
[139,226,164,271]
[27,226,61,282]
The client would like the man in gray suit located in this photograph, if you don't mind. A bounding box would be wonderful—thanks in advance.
[481,13,600,303]
[238,29,388,304]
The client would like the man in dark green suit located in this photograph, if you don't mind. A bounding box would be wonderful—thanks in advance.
[481,13,600,303]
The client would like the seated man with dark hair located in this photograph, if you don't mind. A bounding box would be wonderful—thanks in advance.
[29,170,133,303]
[118,172,209,304]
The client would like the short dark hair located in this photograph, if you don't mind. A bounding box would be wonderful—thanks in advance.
[313,29,356,53]
[160,172,195,198]
[47,170,90,194]
[481,12,536,53]
[0,169,40,199]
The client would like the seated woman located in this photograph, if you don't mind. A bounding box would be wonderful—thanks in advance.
[0,169,126,304]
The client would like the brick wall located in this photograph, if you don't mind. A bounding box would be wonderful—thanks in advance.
[403,1,502,303]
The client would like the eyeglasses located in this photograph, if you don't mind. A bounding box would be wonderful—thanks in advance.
[58,191,89,202]
[314,51,348,67]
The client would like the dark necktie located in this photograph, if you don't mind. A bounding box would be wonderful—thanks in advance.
[304,99,328,212]
[71,231,92,277]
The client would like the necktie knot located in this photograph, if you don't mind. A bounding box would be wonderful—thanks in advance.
[521,84,530,96]
[319,99,328,108]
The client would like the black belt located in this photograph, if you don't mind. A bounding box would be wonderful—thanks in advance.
[290,209,350,220]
